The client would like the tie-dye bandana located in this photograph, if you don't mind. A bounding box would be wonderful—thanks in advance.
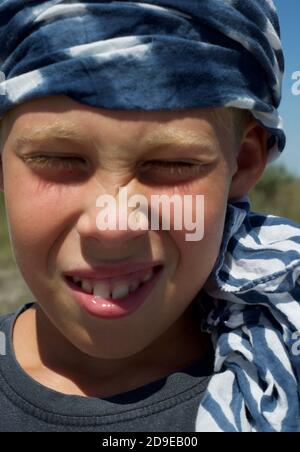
[0,0,299,432]
[0,0,285,161]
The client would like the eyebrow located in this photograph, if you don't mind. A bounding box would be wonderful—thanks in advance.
[12,124,91,149]
[145,129,216,146]
[13,124,217,154]
[144,128,217,152]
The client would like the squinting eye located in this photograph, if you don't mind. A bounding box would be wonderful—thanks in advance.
[141,160,198,171]
[139,160,203,178]
[24,155,87,171]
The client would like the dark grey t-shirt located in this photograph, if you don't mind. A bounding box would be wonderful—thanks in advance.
[0,302,214,432]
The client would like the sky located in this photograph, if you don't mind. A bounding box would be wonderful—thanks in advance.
[272,0,300,176]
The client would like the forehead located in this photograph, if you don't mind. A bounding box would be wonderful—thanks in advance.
[1,95,232,156]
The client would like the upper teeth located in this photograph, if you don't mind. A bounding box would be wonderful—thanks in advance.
[72,269,154,300]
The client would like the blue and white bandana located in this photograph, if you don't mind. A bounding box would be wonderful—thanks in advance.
[197,196,300,432]
[0,0,285,161]
[1,0,298,432]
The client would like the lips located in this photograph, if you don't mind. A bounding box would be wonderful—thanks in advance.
[64,264,165,319]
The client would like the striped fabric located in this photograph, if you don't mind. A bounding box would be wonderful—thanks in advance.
[197,196,300,432]
[0,0,298,431]
[0,0,285,161]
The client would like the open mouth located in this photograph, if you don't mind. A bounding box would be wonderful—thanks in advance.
[64,265,164,301]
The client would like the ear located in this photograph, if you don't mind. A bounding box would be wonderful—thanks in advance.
[228,120,269,201]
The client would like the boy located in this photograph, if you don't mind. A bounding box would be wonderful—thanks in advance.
[0,0,299,432]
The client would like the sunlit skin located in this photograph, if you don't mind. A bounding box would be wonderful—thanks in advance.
[0,95,268,397]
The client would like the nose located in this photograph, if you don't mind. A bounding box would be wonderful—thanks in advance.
[76,186,150,248]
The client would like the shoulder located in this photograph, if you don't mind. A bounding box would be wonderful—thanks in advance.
[231,209,300,267]
[246,210,300,243]
[207,207,300,296]
[234,208,300,246]
[240,211,300,276]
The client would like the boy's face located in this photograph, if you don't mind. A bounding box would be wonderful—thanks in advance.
[0,95,238,359]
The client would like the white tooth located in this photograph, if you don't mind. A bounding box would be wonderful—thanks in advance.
[111,284,130,300]
[73,277,82,284]
[129,280,140,293]
[81,279,93,294]
[94,282,111,299]
[142,270,153,283]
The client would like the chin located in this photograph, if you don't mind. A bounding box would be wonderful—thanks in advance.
[68,333,148,361]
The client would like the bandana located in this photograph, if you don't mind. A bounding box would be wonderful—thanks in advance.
[0,0,285,161]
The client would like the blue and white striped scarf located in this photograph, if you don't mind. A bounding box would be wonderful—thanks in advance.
[1,0,299,432]
[198,196,300,432]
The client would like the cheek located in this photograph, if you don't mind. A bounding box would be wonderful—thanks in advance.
[4,161,79,268]
[166,168,230,294]
[169,198,227,287]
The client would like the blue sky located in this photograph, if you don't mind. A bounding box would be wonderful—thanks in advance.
[272,0,300,176]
